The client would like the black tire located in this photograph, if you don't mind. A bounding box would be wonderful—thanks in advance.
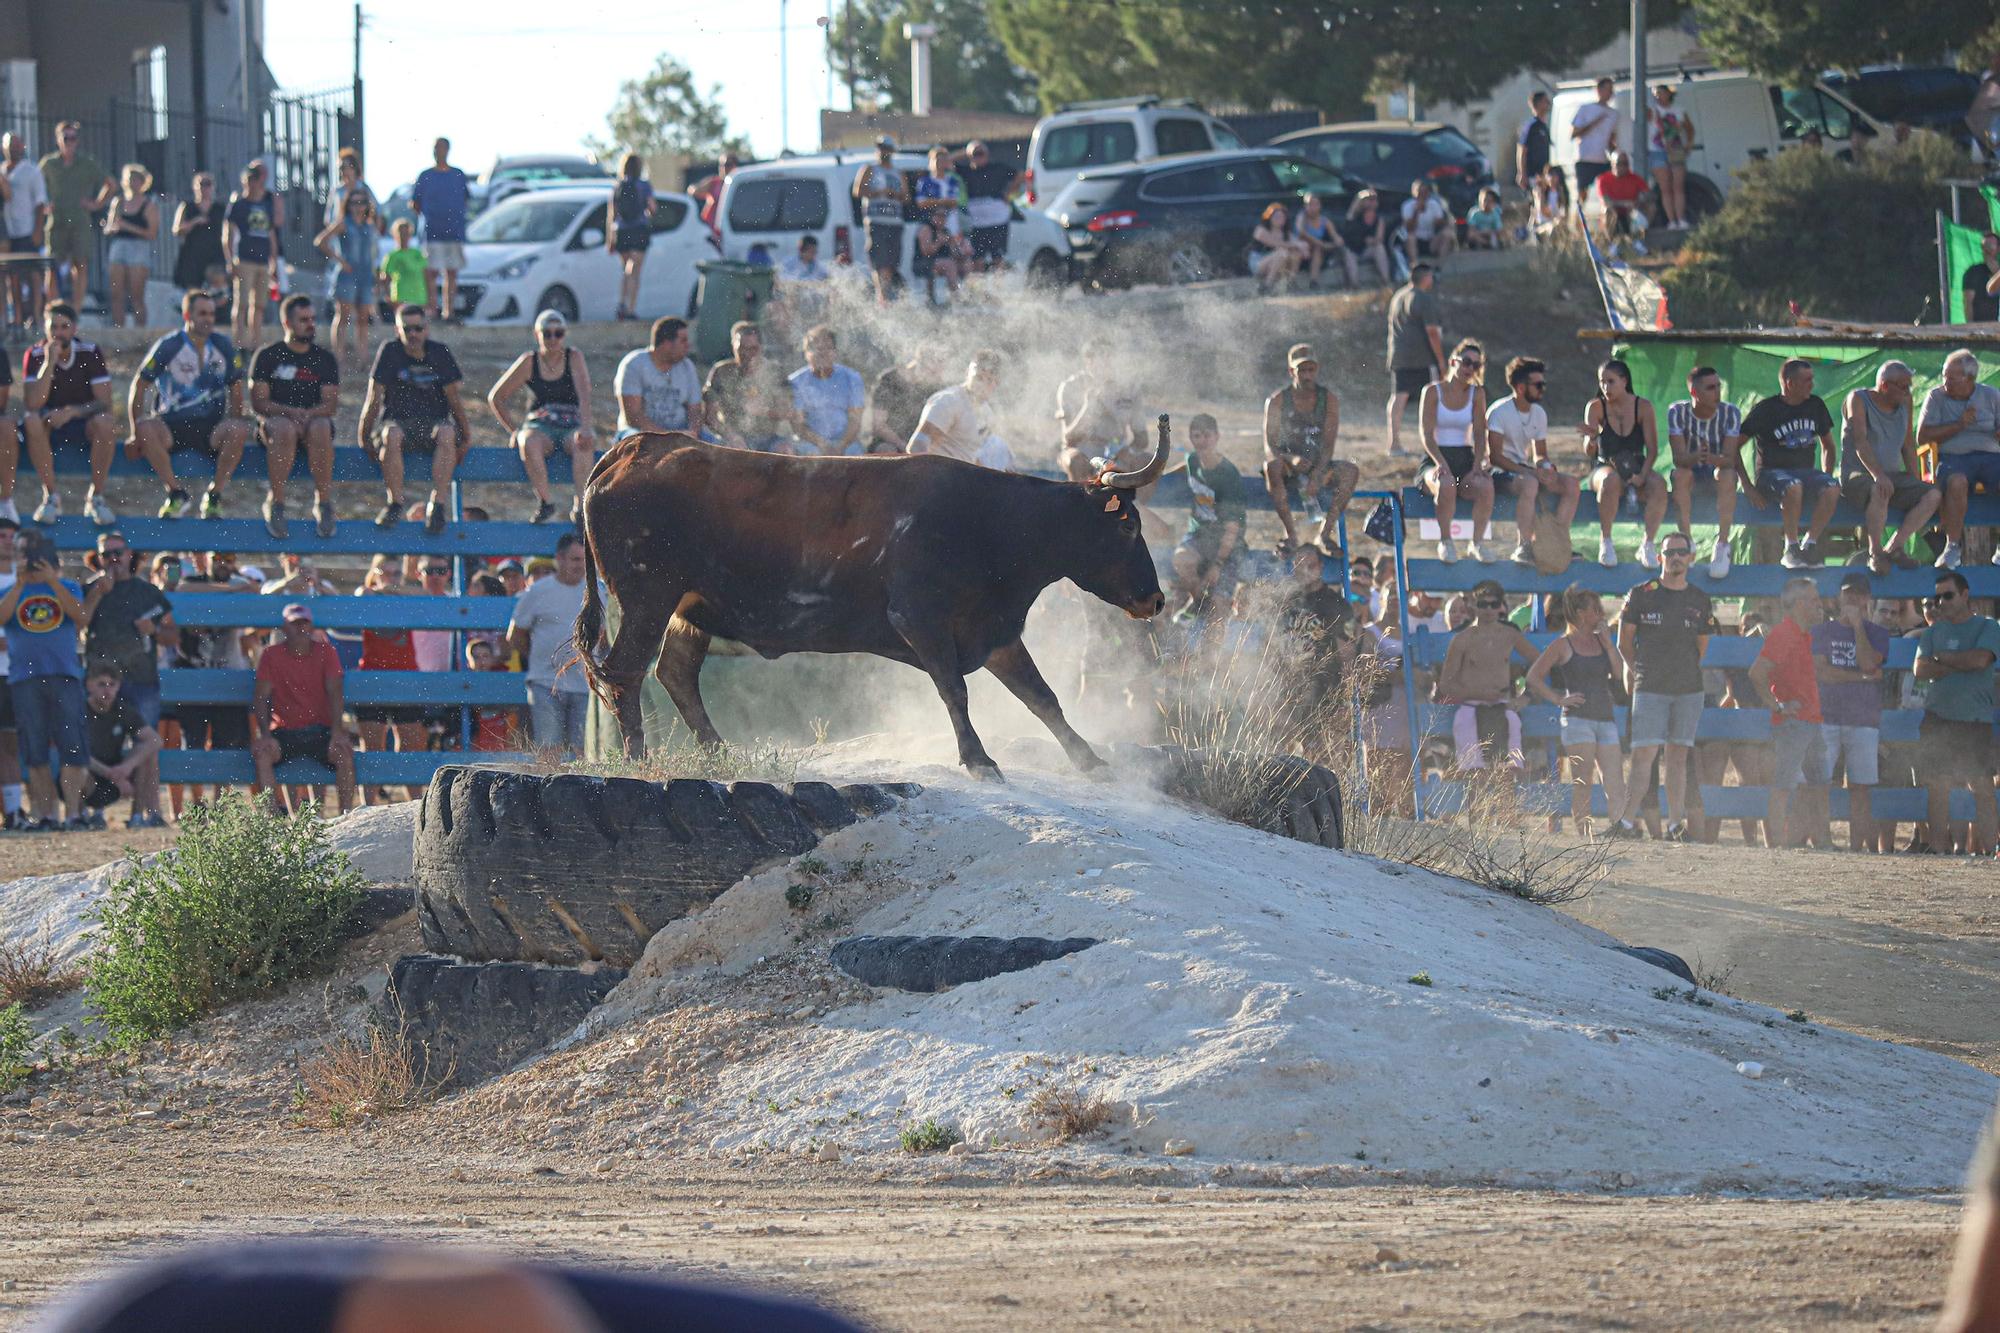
[1133,745,1345,851]
[1612,945,1696,985]
[1025,249,1066,290]
[830,935,1098,993]
[413,766,919,967]
[385,953,624,1088]
[535,285,580,323]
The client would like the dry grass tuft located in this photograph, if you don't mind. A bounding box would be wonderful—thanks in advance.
[295,1020,451,1129]
[1027,1082,1116,1141]
[0,936,86,1010]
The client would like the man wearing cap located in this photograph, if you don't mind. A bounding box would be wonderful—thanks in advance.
[495,558,526,597]
[1263,343,1355,555]
[852,138,909,305]
[1811,571,1890,852]
[251,601,355,814]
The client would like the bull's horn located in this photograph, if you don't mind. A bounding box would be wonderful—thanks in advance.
[1104,414,1171,490]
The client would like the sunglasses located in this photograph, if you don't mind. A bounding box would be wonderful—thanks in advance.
[1457,358,1482,368]
[1935,590,1960,602]
[542,327,565,338]
[1662,546,1693,558]
[423,566,452,576]
[1475,598,1503,609]
[1526,379,1546,389]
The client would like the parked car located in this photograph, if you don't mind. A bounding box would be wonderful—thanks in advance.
[715,150,1073,288]
[452,185,711,324]
[1269,121,1494,222]
[1048,149,1364,289]
[484,153,612,207]
[1822,65,1980,146]
[1548,71,1883,223]
[1025,96,1244,209]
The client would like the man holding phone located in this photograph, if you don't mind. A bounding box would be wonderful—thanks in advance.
[0,529,93,829]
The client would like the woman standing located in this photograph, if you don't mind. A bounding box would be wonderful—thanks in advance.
[488,309,596,526]
[1419,339,1496,564]
[313,187,377,362]
[171,172,226,299]
[606,153,654,320]
[1526,585,1635,839]
[1647,84,1694,231]
[103,163,158,327]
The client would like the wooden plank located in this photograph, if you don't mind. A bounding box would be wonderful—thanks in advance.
[163,667,526,706]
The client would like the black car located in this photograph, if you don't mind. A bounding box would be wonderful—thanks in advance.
[1822,66,1980,146]
[1269,121,1495,221]
[1050,149,1364,289]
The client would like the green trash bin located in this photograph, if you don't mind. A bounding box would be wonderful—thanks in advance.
[694,259,776,363]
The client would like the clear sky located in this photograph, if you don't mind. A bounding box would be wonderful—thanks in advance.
[264,0,849,189]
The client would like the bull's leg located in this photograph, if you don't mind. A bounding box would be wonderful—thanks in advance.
[655,617,725,749]
[890,611,1001,780]
[596,594,681,758]
[984,639,1105,773]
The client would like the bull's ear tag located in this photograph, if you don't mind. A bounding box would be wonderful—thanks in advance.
[1103,496,1121,513]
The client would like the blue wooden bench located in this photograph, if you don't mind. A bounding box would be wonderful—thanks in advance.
[1413,779,1986,823]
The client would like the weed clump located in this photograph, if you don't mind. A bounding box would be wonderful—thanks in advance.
[86,795,365,1046]
[0,935,84,1009]
[1027,1083,1115,1141]
[295,1019,449,1129]
[0,1003,31,1092]
[899,1117,962,1153]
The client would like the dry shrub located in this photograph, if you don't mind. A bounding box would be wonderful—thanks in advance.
[1027,1082,1116,1141]
[535,721,824,787]
[0,935,85,1010]
[295,1020,451,1129]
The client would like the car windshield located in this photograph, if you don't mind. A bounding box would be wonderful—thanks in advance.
[1419,127,1483,161]
[495,161,607,182]
[1269,156,1352,196]
[467,199,582,245]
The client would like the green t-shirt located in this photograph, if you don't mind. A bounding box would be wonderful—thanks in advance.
[39,152,108,228]
[380,246,428,306]
[1917,615,2000,723]
[1183,454,1245,540]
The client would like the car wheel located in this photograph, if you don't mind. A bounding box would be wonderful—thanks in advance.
[1683,178,1723,225]
[1164,242,1212,286]
[1025,249,1065,290]
[534,285,580,324]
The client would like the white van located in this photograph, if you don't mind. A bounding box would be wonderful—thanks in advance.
[1024,97,1243,209]
[1550,70,1884,221]
[716,150,1072,288]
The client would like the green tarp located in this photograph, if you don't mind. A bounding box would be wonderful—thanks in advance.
[1943,184,2000,324]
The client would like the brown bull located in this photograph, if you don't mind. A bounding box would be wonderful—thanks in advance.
[572,417,1174,778]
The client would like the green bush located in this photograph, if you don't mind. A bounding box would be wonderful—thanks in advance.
[1663,134,1968,326]
[86,796,366,1046]
[0,1002,30,1092]
[899,1117,962,1153]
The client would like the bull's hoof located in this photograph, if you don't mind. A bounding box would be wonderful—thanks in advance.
[965,762,1006,784]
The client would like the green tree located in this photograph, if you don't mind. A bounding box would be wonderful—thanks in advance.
[590,55,749,163]
[1689,0,1998,83]
[831,0,1038,113]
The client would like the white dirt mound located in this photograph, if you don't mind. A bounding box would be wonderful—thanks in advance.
[584,763,1995,1194]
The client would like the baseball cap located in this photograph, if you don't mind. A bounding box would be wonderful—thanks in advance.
[496,558,525,575]
[1287,343,1317,368]
[1838,571,1871,593]
[875,135,896,150]
[281,602,313,624]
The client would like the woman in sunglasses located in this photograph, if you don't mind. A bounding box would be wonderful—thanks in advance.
[1419,339,1496,564]
[1526,584,1635,839]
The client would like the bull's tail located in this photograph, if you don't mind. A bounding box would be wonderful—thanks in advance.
[573,512,611,708]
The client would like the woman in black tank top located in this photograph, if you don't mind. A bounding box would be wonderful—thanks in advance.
[1525,586,1634,836]
[488,313,598,525]
[1581,357,1667,571]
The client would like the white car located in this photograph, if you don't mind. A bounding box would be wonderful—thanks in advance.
[453,185,714,324]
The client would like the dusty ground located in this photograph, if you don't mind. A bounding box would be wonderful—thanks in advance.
[0,824,176,883]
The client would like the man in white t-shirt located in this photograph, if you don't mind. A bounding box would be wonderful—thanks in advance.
[1571,77,1620,197]
[1399,181,1455,266]
[910,350,1004,466]
[1665,364,1750,579]
[505,531,593,758]
[2,134,47,328]
[1484,356,1578,564]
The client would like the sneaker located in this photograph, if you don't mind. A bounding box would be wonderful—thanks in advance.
[1780,540,1806,570]
[315,496,337,539]
[531,498,558,525]
[1466,540,1496,564]
[1936,540,1963,570]
[1637,537,1660,569]
[1604,820,1641,841]
[424,499,447,535]
[0,496,16,523]
[61,815,95,833]
[375,501,402,529]
[569,495,584,527]
[1799,539,1824,566]
[158,487,191,519]
[1708,537,1731,580]
[1387,442,1413,458]
[1597,536,1617,568]
[262,495,288,540]
[1663,820,1688,844]
[1508,543,1534,565]
[33,491,59,523]
[85,490,115,527]
[1436,538,1458,564]
[200,487,222,520]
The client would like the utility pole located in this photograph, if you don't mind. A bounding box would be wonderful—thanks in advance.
[1629,0,1647,171]
[351,3,365,162]
[780,0,790,152]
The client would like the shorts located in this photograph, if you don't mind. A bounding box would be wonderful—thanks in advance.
[1839,472,1937,512]
[613,227,651,255]
[1575,160,1609,195]
[1452,703,1522,772]
[1392,366,1432,397]
[22,415,95,452]
[272,724,333,767]
[1821,723,1879,786]
[1629,690,1704,749]
[1560,715,1621,749]
[1755,466,1836,502]
[865,222,902,271]
[165,413,225,454]
[524,407,583,450]
[1919,714,1997,783]
[1936,451,2000,491]
[84,776,123,810]
[427,240,466,271]
[1488,466,1551,496]
[1409,234,1446,256]
[231,261,268,313]
[378,417,449,451]
[1426,445,1477,482]
[969,224,1008,262]
[7,234,39,255]
[106,236,151,269]
[1675,462,1731,485]
[120,679,161,730]
[1595,452,1648,484]
[177,703,250,753]
[1173,528,1238,593]
[333,268,375,305]
[13,674,87,774]
[1770,718,1830,790]
[44,216,90,264]
[0,678,13,729]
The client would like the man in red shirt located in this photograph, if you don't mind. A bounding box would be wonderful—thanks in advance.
[1593,151,1652,260]
[251,602,355,813]
[1748,577,1831,849]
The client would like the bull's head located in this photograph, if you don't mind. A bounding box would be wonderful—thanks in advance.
[1074,414,1171,620]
